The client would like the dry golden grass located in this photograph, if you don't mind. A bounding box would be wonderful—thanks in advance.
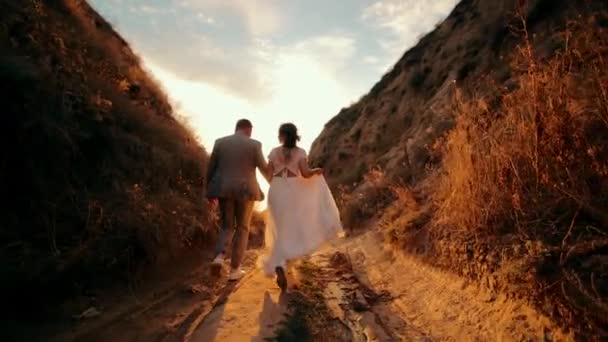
[427,14,608,335]
[434,16,608,240]
[336,168,404,232]
[367,11,608,337]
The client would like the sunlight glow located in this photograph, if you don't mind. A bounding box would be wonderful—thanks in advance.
[144,51,353,210]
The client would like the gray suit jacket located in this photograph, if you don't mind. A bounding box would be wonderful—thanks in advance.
[205,132,267,201]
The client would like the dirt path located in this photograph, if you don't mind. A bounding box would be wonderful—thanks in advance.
[337,230,571,341]
[187,266,287,341]
[185,229,569,341]
[56,228,571,341]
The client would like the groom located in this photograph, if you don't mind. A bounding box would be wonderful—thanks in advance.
[206,119,268,281]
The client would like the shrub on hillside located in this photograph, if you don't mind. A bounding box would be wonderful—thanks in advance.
[337,169,400,231]
[431,16,608,334]
[434,18,608,238]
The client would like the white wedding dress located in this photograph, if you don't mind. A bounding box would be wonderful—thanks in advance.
[261,147,343,276]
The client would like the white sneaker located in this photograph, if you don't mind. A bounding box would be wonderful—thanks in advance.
[209,254,224,276]
[212,253,224,265]
[228,268,246,281]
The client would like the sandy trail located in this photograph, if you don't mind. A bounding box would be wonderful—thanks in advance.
[57,228,570,341]
[188,268,287,341]
[188,229,568,341]
[337,230,569,341]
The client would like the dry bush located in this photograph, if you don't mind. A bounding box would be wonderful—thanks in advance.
[379,185,424,248]
[431,15,608,334]
[337,168,400,230]
[435,17,608,238]
[248,210,267,249]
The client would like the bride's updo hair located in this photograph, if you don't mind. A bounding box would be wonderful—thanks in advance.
[279,123,300,149]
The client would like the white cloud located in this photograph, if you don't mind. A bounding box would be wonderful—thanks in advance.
[180,0,281,36]
[362,0,458,68]
[196,12,217,25]
[145,0,282,100]
[144,32,357,148]
[289,35,356,73]
[241,33,358,105]
[192,35,226,59]
[363,55,380,64]
[143,39,268,101]
[128,5,164,14]
[140,5,161,13]
[231,0,281,36]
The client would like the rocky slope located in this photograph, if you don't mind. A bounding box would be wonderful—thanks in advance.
[310,0,603,185]
[311,0,608,338]
[0,0,212,336]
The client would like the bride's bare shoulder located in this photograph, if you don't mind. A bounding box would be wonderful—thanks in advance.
[298,147,308,156]
[268,146,282,158]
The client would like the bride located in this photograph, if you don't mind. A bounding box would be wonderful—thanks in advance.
[261,123,343,290]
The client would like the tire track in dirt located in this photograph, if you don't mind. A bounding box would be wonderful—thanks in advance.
[56,229,573,341]
[289,250,432,341]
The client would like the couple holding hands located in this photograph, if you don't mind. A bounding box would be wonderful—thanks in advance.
[206,119,343,290]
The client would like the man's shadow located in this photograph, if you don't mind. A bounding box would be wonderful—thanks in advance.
[185,275,252,341]
[252,291,288,342]
[193,282,287,341]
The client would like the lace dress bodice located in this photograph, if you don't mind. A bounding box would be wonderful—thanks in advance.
[268,147,307,177]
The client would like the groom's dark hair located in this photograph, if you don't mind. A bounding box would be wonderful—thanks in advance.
[235,119,252,132]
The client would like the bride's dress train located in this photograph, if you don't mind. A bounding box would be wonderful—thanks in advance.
[261,175,343,276]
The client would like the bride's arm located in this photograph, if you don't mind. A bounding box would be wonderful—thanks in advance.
[298,157,323,178]
[266,160,274,182]
[260,148,275,183]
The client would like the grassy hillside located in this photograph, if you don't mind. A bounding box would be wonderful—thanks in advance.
[0,0,213,324]
[313,0,608,338]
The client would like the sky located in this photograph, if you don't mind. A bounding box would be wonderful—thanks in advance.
[89,0,459,206]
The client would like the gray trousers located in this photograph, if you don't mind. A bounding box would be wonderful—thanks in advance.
[214,198,254,269]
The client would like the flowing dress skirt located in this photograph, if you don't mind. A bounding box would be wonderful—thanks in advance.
[261,175,343,276]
